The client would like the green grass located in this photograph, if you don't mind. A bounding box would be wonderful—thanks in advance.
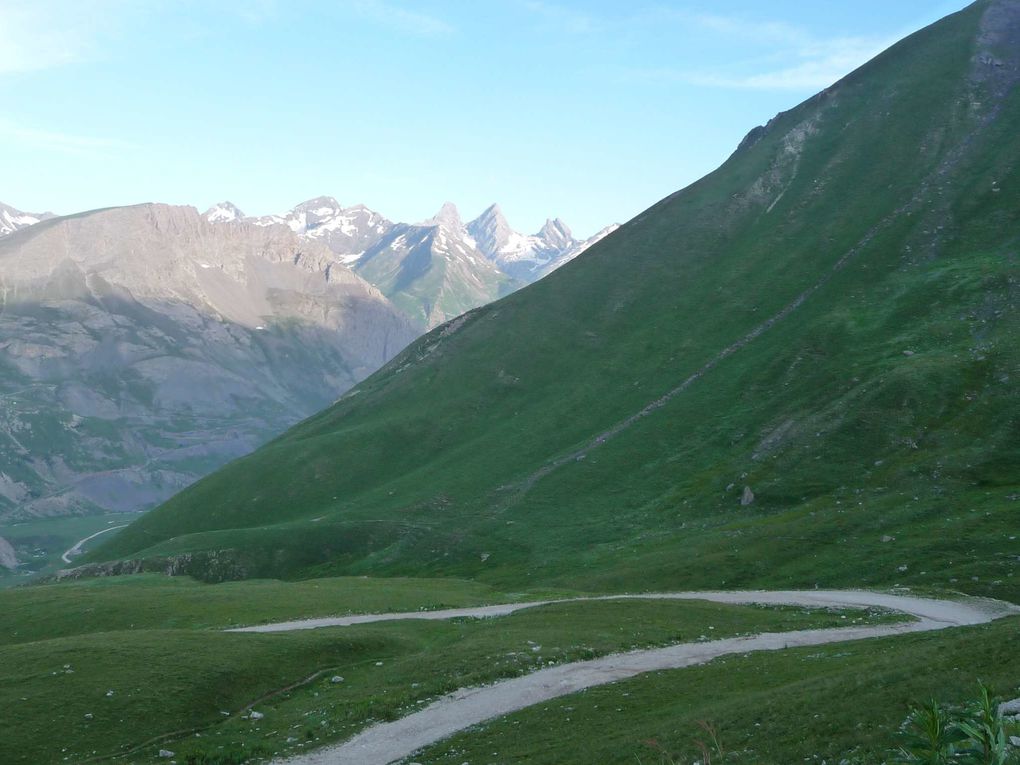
[1,628,398,765]
[407,615,1020,765]
[85,0,1017,605]
[0,574,519,645]
[0,584,897,765]
[0,512,143,588]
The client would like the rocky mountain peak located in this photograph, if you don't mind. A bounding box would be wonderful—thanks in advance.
[293,196,343,215]
[467,203,514,256]
[427,201,464,231]
[538,217,574,249]
[203,201,246,223]
[0,201,56,238]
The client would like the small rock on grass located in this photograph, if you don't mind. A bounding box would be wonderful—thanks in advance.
[999,697,1020,715]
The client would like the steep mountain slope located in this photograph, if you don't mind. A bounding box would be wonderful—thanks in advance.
[92,0,1019,599]
[0,204,416,520]
[0,202,55,238]
[533,223,621,280]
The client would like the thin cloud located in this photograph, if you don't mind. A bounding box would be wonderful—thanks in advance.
[0,2,98,74]
[685,36,894,91]
[521,1,600,35]
[229,0,279,25]
[0,119,134,157]
[626,9,897,91]
[0,1,284,75]
[342,0,454,37]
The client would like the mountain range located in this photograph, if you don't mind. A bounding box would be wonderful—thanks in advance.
[203,197,618,328]
[89,0,1018,603]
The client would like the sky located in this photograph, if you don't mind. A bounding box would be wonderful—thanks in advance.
[0,0,971,237]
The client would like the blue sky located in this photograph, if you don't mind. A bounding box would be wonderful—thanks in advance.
[1,0,969,236]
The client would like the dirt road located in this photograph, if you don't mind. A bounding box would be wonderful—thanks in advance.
[254,590,1017,765]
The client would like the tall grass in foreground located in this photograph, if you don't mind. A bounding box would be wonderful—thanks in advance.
[895,684,1020,765]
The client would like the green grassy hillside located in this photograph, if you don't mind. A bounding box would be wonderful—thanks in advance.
[0,576,874,764]
[89,0,1018,599]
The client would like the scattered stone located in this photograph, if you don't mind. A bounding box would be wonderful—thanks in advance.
[158,751,174,759]
[249,711,264,720]
[375,661,384,666]
[84,713,93,720]
[741,486,755,506]
[106,690,114,697]
[898,564,909,572]
[881,535,895,543]
[480,552,490,562]
[330,676,344,684]
[999,697,1020,716]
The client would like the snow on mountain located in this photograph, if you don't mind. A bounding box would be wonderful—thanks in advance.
[537,218,574,250]
[534,223,621,279]
[0,202,55,238]
[424,201,467,232]
[203,195,617,326]
[357,202,514,329]
[466,205,614,282]
[208,197,395,262]
[202,201,246,223]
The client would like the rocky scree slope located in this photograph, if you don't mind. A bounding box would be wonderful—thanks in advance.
[92,0,1018,596]
[0,204,416,521]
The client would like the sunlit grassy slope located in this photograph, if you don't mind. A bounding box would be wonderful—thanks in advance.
[91,0,1018,599]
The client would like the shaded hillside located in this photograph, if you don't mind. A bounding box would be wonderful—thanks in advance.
[91,0,1019,599]
[0,204,416,521]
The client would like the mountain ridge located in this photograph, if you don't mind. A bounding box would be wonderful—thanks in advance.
[200,196,617,328]
[0,202,416,521]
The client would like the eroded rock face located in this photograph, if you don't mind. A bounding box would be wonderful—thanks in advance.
[0,535,16,569]
[0,204,417,520]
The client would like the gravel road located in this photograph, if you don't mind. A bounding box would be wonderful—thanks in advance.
[258,590,1017,765]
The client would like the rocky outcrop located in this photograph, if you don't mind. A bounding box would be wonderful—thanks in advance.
[0,535,16,569]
